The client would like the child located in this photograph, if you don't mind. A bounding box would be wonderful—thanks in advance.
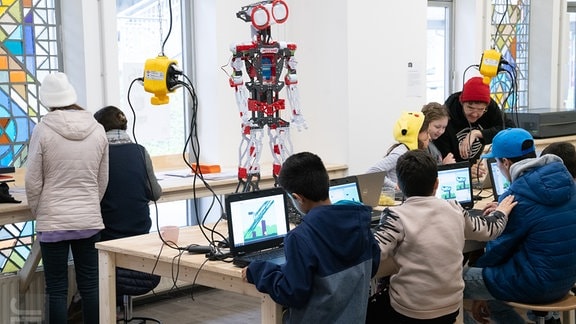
[242,152,381,323]
[367,111,430,189]
[373,149,516,323]
[422,102,455,165]
[541,141,576,180]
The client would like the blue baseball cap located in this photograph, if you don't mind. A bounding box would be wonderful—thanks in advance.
[481,128,535,159]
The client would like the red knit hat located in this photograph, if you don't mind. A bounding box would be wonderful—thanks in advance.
[460,77,491,104]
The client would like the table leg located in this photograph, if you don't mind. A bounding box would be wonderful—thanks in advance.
[98,250,116,324]
[260,294,282,324]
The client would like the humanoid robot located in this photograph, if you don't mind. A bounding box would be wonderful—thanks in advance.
[229,0,306,192]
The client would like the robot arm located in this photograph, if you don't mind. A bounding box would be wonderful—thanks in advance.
[229,55,252,126]
[283,52,307,131]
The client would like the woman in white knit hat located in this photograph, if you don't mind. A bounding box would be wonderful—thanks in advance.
[25,72,108,324]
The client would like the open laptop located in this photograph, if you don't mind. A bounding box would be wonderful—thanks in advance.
[329,176,362,203]
[226,187,290,267]
[329,175,383,223]
[486,158,511,201]
[436,161,483,216]
[356,171,387,207]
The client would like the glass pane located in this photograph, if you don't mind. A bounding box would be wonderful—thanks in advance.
[566,12,576,109]
[427,6,448,103]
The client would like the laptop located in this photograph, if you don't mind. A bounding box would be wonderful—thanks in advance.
[225,187,290,267]
[329,175,383,223]
[329,176,362,203]
[486,158,511,201]
[356,171,387,207]
[435,161,483,216]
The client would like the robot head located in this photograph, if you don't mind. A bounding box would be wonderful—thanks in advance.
[237,0,289,30]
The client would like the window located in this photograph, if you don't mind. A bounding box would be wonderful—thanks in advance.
[490,0,530,111]
[427,1,452,103]
[116,0,185,156]
[0,0,61,273]
[566,2,576,109]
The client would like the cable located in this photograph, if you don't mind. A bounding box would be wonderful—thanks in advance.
[160,0,173,56]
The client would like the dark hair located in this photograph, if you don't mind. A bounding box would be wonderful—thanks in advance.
[278,152,329,202]
[542,142,576,178]
[396,150,438,197]
[93,105,128,131]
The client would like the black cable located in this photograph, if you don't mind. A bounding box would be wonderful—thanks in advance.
[462,64,480,85]
[160,0,174,56]
[491,0,509,50]
[127,77,179,250]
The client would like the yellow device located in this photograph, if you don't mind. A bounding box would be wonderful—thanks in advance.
[143,56,179,105]
[479,49,502,85]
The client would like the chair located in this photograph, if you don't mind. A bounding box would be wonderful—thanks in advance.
[506,293,576,324]
[116,267,162,323]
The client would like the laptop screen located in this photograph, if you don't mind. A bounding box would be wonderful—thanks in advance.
[435,161,474,209]
[486,158,510,201]
[225,187,290,255]
[329,176,362,203]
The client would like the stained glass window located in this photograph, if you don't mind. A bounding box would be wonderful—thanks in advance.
[0,0,60,273]
[491,0,530,111]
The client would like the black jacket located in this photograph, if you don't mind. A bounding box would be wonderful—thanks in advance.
[434,91,515,163]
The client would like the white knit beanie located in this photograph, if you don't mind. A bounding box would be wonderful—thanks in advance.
[39,72,77,108]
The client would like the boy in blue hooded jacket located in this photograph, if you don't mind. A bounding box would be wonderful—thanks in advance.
[464,128,576,324]
[242,152,380,323]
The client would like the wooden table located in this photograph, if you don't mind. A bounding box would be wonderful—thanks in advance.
[0,163,347,226]
[96,222,283,324]
[0,162,347,295]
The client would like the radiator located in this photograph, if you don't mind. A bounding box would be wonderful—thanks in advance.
[0,272,43,323]
[0,266,75,324]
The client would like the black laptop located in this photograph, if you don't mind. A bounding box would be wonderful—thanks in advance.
[328,176,362,204]
[436,161,483,216]
[226,187,290,267]
[486,158,511,201]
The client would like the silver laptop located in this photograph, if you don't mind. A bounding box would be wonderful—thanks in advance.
[356,171,387,207]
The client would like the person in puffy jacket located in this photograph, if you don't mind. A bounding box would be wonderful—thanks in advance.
[25,72,108,324]
[464,128,576,324]
[242,152,381,323]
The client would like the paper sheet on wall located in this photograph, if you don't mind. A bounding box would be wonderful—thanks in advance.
[406,62,423,98]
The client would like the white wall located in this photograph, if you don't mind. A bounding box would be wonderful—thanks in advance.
[71,0,576,174]
[187,0,429,174]
[452,0,490,91]
[60,0,120,111]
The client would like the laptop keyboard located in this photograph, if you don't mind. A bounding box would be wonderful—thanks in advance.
[240,248,285,263]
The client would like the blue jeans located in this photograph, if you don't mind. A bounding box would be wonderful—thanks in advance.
[462,267,526,324]
[40,233,100,324]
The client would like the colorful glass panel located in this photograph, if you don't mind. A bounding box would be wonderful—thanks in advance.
[491,0,530,111]
[0,0,59,273]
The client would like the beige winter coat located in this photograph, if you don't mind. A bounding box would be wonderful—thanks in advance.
[25,109,109,232]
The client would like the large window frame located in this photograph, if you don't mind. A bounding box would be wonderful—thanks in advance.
[427,0,453,103]
[566,1,576,109]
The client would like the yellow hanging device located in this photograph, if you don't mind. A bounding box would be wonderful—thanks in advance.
[143,55,180,105]
[478,49,502,85]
